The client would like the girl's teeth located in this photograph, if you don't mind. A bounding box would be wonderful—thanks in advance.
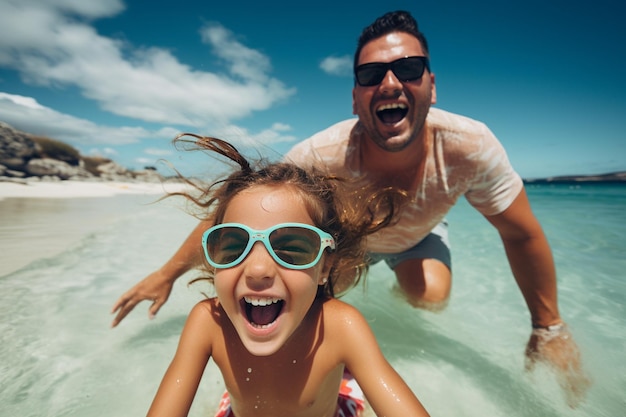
[244,297,281,306]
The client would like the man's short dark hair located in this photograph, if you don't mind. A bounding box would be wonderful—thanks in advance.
[354,10,430,70]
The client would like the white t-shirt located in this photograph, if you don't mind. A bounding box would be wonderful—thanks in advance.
[285,108,523,253]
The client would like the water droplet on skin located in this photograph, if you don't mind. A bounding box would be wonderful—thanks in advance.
[247,368,252,373]
[246,377,250,382]
[292,360,297,364]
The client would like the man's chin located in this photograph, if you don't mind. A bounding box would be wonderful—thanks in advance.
[376,135,414,152]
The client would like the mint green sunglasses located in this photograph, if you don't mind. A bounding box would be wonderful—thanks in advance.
[202,223,336,269]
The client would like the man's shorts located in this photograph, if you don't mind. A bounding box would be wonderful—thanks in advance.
[367,220,451,270]
[213,370,366,417]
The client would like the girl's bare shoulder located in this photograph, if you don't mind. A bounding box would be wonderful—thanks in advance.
[320,298,369,331]
[187,298,225,329]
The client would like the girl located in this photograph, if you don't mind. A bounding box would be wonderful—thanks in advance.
[147,134,430,417]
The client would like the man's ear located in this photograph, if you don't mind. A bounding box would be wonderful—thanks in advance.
[430,72,437,104]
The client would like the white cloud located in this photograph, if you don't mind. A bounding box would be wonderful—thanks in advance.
[0,93,45,110]
[135,157,156,165]
[270,122,291,132]
[209,122,296,148]
[0,1,301,175]
[156,127,182,139]
[0,0,296,128]
[253,129,296,143]
[0,90,297,163]
[201,23,271,83]
[144,147,173,156]
[33,0,125,19]
[0,92,158,145]
[320,55,352,77]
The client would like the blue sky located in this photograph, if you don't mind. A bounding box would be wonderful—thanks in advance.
[0,0,624,179]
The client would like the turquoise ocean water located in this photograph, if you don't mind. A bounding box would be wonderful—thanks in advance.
[0,184,624,417]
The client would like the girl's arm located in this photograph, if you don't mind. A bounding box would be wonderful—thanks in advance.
[337,303,431,417]
[147,301,215,417]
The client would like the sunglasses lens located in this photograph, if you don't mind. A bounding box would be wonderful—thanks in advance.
[392,57,426,81]
[206,226,249,265]
[269,227,321,266]
[355,64,386,86]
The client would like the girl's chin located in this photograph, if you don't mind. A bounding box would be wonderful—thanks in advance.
[241,340,283,357]
[238,326,289,357]
[236,317,287,356]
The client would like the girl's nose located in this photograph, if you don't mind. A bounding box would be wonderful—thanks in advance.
[242,242,276,287]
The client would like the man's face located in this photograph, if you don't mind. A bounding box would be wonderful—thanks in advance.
[352,31,436,152]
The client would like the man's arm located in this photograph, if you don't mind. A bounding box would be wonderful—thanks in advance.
[485,188,560,327]
[486,188,590,407]
[110,219,211,327]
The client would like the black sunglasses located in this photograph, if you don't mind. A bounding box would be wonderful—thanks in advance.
[354,56,430,87]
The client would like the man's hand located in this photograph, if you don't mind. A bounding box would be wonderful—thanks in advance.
[525,323,591,408]
[110,220,211,328]
[110,270,174,328]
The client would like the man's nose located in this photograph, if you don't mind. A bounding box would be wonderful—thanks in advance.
[379,69,402,94]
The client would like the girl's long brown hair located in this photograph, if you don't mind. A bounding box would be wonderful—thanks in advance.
[167,133,408,298]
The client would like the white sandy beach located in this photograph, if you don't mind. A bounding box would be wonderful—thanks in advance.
[0,179,189,200]
[0,180,193,276]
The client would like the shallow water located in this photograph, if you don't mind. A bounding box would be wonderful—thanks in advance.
[0,184,624,416]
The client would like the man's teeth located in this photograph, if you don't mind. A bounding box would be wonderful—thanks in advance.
[377,103,407,111]
[244,296,282,306]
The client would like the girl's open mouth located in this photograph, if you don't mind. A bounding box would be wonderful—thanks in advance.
[241,297,284,328]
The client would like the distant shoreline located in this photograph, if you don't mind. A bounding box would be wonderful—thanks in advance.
[0,179,191,200]
[1,171,624,201]
[523,171,626,185]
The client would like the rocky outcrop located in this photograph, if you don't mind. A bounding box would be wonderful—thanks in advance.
[0,122,40,171]
[0,122,164,183]
[25,158,94,180]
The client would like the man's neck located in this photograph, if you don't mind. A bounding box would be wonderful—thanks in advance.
[359,127,429,189]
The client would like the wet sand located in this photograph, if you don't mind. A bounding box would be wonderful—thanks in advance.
[0,180,182,200]
[0,181,188,276]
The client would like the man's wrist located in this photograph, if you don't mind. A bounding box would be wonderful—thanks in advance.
[532,321,565,331]
[159,262,189,284]
[531,321,568,344]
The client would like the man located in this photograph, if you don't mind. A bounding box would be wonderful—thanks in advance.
[112,10,588,405]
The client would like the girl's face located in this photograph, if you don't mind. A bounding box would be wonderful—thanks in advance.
[214,185,331,356]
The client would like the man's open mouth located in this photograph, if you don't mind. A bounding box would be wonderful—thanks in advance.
[376,103,407,124]
[242,297,284,328]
